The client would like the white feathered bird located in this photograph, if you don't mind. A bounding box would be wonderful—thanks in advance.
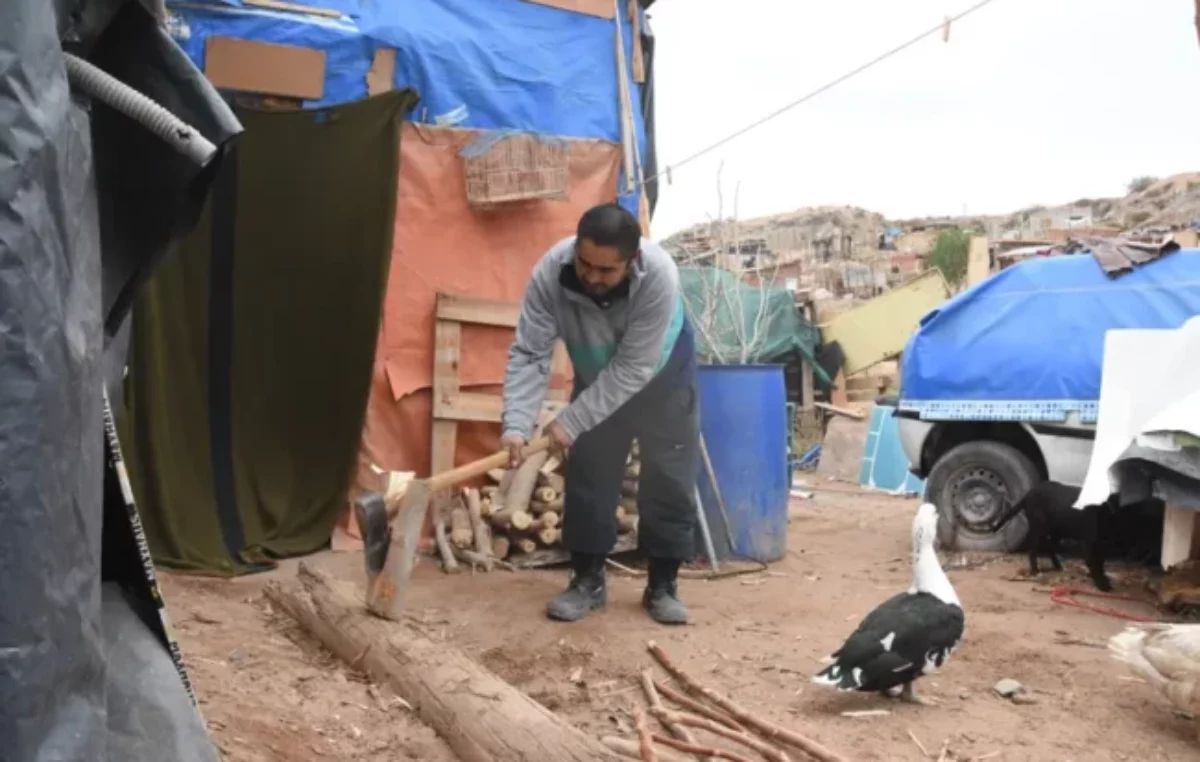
[812,502,964,705]
[1109,622,1200,741]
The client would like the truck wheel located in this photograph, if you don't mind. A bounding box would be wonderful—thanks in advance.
[925,440,1038,552]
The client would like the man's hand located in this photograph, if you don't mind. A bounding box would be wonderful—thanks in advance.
[501,433,527,468]
[545,420,572,456]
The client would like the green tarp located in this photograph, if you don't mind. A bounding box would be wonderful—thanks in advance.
[119,90,418,575]
[679,266,826,380]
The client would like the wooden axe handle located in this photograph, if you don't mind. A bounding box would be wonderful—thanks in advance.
[427,436,552,494]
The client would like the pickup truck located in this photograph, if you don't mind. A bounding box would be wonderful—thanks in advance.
[894,247,1200,551]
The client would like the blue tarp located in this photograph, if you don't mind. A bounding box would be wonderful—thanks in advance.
[899,249,1200,423]
[859,405,925,495]
[165,0,649,212]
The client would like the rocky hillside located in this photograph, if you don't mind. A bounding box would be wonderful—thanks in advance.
[664,172,1200,254]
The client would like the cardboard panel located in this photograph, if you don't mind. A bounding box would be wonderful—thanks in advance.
[205,36,326,100]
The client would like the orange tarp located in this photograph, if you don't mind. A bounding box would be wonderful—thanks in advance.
[334,123,621,546]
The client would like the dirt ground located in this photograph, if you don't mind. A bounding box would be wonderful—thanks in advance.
[163,484,1197,762]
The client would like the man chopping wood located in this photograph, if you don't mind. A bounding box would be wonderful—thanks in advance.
[501,203,699,625]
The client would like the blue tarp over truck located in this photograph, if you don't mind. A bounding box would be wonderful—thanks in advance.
[898,248,1200,424]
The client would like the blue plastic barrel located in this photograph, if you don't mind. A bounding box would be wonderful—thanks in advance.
[695,364,789,562]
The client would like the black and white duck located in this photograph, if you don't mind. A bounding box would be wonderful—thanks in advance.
[811,502,964,705]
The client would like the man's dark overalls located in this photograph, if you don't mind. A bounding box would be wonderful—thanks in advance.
[548,266,700,625]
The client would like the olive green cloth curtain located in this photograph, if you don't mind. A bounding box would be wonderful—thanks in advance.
[119,90,418,575]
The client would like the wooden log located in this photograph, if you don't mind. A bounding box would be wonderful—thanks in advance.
[487,468,508,484]
[450,502,474,549]
[464,488,493,571]
[532,497,565,515]
[621,479,638,498]
[615,505,627,522]
[510,450,548,509]
[538,527,561,547]
[454,547,515,572]
[512,537,538,555]
[626,462,641,479]
[539,511,560,530]
[492,509,532,532]
[492,535,511,560]
[620,497,638,515]
[263,565,618,761]
[618,515,639,535]
[538,471,565,494]
[480,496,493,518]
[535,486,559,503]
[481,485,500,497]
[647,642,850,762]
[434,513,460,574]
[540,455,562,475]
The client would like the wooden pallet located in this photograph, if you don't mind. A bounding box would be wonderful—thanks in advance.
[430,292,570,475]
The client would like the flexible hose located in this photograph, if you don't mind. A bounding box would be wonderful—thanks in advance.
[62,52,218,167]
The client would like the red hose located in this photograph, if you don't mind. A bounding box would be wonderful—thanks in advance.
[1048,585,1159,623]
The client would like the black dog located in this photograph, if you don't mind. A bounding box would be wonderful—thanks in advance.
[989,481,1116,591]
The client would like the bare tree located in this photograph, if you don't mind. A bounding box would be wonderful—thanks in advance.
[676,164,782,364]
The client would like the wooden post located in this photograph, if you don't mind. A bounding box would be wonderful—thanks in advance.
[264,564,620,761]
[1161,503,1200,570]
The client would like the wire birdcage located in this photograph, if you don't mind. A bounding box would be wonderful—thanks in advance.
[460,130,569,209]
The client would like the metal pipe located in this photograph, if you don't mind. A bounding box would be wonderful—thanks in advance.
[692,484,719,575]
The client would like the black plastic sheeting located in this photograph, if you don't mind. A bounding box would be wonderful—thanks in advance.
[0,0,240,758]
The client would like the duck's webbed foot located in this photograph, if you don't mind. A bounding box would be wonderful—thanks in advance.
[898,681,939,706]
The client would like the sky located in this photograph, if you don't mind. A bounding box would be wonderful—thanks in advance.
[644,0,1200,238]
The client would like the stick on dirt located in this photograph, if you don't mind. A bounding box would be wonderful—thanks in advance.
[654,681,745,734]
[600,738,689,762]
[264,564,620,761]
[633,705,657,761]
[653,709,791,762]
[640,671,697,747]
[651,734,754,762]
[647,641,852,762]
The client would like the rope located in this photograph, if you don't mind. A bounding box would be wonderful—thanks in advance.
[644,0,1004,188]
[1048,585,1159,623]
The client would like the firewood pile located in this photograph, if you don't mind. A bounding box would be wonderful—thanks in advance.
[431,441,642,572]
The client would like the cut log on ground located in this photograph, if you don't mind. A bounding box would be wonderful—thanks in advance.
[652,735,753,762]
[513,537,538,555]
[449,502,473,549]
[464,488,492,564]
[538,527,561,546]
[491,508,533,532]
[618,514,639,535]
[539,471,565,493]
[647,641,851,762]
[507,450,549,514]
[434,513,459,574]
[492,535,511,560]
[620,497,638,515]
[532,498,565,515]
[652,708,790,762]
[535,486,559,503]
[622,479,638,498]
[263,564,620,762]
[487,468,508,484]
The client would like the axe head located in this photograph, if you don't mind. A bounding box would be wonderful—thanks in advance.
[356,481,433,620]
[355,493,391,579]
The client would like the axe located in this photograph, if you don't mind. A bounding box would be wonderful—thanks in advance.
[355,436,551,620]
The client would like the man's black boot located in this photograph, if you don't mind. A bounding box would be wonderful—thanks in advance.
[643,557,689,625]
[546,553,607,622]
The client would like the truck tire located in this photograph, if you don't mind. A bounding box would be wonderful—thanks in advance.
[925,440,1039,552]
